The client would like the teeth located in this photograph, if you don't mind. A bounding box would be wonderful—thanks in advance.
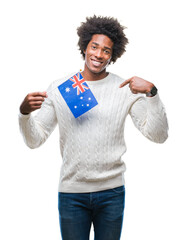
[92,60,102,66]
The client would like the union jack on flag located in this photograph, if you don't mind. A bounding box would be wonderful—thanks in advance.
[69,72,89,95]
[58,72,98,118]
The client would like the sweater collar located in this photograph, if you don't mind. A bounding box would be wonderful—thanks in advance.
[85,72,112,85]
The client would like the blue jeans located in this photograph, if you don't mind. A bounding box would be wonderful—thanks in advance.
[58,185,125,240]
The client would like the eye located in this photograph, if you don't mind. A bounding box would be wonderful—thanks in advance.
[104,50,111,55]
[91,45,97,50]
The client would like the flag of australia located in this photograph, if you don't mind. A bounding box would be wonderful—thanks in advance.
[58,72,98,118]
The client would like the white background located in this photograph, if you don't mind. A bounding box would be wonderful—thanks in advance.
[0,0,187,239]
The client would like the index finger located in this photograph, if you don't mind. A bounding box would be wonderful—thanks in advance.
[30,92,48,97]
[119,78,132,88]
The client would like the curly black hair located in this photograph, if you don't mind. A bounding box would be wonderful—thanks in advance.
[77,15,128,63]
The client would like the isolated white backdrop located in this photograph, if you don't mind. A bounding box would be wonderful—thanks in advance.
[0,0,187,239]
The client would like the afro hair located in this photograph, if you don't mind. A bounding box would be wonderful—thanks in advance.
[77,15,128,63]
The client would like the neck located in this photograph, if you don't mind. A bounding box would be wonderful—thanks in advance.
[81,64,109,81]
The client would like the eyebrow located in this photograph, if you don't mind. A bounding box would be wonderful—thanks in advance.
[92,42,112,51]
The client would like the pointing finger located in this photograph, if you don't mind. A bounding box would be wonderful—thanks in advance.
[119,78,132,88]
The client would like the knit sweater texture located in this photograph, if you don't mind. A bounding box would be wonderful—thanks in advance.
[19,72,168,193]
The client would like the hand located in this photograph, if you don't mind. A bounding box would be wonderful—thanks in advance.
[119,76,154,94]
[20,92,48,115]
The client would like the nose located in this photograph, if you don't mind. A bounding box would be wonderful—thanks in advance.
[95,49,103,59]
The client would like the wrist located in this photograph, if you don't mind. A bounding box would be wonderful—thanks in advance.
[146,85,158,97]
[20,107,30,115]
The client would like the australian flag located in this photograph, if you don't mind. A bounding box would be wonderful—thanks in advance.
[58,72,98,118]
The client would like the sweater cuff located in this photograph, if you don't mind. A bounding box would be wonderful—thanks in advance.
[19,112,31,119]
[146,93,160,105]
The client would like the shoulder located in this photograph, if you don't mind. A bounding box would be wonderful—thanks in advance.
[47,72,76,93]
[52,72,76,88]
[108,72,130,95]
[109,72,145,101]
[108,72,125,83]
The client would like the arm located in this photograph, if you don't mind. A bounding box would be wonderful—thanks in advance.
[120,76,168,143]
[19,90,57,149]
[128,93,168,143]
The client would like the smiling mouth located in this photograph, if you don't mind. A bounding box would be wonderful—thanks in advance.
[91,59,103,67]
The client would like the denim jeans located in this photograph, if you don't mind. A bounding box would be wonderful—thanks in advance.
[58,185,125,240]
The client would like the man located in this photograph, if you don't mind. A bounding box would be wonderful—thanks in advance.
[19,16,168,240]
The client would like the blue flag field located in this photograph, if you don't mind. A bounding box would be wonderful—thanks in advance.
[58,72,98,118]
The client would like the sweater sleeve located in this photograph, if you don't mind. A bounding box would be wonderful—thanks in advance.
[18,92,57,149]
[128,93,168,143]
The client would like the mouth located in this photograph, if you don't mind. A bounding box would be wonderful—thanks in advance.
[91,59,103,67]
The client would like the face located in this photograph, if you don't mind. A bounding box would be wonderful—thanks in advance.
[84,34,113,77]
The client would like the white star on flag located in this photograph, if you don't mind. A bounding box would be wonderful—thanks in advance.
[65,87,70,92]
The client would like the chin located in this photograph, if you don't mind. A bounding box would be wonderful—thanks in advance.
[88,66,106,74]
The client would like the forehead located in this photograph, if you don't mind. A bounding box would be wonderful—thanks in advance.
[89,34,113,48]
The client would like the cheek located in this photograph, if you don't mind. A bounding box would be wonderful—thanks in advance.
[105,57,112,65]
[84,51,89,62]
[84,50,90,60]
